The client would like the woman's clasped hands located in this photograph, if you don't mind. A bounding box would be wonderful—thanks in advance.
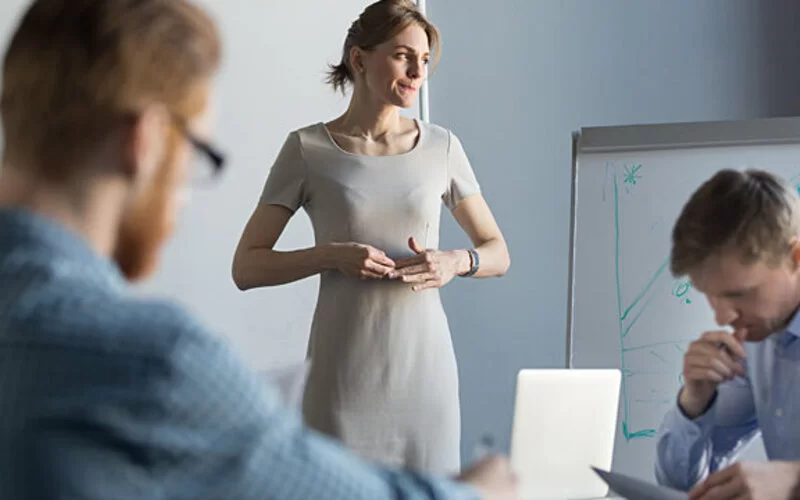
[331,236,465,291]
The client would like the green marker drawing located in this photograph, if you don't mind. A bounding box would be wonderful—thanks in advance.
[623,164,643,185]
[608,164,693,441]
[672,280,693,305]
[650,350,669,365]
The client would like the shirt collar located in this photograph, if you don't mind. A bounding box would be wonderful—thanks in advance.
[775,308,800,348]
[786,309,800,339]
[0,207,126,292]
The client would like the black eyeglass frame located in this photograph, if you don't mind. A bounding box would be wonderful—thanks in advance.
[173,120,226,179]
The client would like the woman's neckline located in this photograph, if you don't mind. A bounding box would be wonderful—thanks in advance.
[319,118,424,158]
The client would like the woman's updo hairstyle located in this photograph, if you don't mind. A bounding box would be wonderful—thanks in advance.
[326,0,441,93]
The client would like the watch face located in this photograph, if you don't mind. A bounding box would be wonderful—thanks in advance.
[464,249,479,277]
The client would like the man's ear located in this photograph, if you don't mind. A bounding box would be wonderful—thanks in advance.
[789,237,800,270]
[122,105,169,186]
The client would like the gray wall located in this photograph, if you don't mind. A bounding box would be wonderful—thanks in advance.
[427,0,800,463]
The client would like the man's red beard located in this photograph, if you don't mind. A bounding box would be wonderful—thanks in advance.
[113,208,169,281]
[112,156,179,282]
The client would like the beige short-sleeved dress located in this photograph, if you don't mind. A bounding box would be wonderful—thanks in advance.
[259,120,480,474]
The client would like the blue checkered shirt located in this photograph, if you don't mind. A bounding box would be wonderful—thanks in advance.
[0,208,478,499]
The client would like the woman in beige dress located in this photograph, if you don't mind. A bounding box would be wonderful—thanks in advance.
[232,0,509,475]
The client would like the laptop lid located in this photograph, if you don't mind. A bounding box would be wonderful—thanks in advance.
[510,369,622,499]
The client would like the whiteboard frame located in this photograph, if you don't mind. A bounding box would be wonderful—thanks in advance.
[577,116,800,154]
[567,115,800,367]
[566,131,581,368]
[416,0,430,122]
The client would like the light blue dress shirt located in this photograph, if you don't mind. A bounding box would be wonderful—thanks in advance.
[655,311,800,491]
[0,208,478,500]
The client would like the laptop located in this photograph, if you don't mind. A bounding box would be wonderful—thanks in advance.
[509,369,622,499]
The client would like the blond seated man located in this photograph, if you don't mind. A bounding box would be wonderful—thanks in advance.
[656,169,800,500]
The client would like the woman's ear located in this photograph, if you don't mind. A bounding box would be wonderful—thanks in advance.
[349,46,365,75]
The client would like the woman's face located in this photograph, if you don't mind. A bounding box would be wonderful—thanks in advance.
[356,24,430,109]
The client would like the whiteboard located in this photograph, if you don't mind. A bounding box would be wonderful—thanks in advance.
[568,116,800,480]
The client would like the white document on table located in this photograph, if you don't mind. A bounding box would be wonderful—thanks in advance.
[591,467,688,500]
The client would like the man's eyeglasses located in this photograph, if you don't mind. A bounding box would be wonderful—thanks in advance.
[173,119,227,184]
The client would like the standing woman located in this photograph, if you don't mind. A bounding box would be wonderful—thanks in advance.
[232,0,509,474]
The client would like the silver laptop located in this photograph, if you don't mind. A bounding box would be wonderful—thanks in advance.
[510,369,622,499]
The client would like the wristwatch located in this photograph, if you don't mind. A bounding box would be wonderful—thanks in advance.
[461,249,480,277]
